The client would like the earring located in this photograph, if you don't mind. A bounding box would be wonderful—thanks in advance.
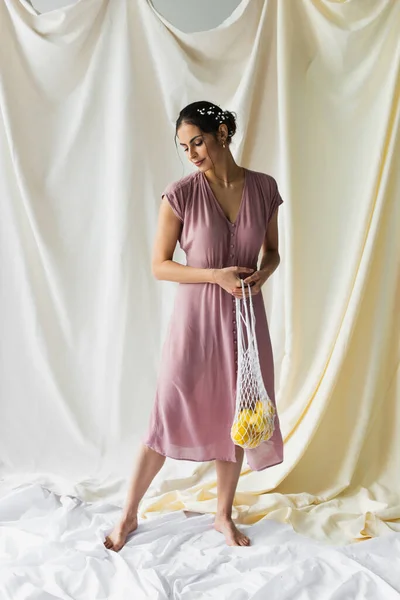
[222,141,226,149]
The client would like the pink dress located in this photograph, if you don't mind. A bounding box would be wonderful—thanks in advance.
[143,168,284,471]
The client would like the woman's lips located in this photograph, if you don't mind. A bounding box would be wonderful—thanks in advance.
[194,159,205,167]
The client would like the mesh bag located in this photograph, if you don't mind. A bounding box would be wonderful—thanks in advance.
[230,280,276,449]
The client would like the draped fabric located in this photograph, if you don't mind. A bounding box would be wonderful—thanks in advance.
[0,0,399,544]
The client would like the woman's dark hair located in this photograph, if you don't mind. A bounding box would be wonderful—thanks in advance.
[175,101,237,144]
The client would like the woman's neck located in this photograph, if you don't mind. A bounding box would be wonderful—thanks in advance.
[205,153,244,188]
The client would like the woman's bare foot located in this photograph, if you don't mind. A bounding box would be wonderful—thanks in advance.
[104,515,138,552]
[214,515,250,547]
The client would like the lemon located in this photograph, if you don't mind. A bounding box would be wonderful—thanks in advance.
[248,411,265,433]
[233,404,275,447]
[246,434,263,449]
[231,421,250,445]
[267,403,275,417]
[237,409,253,425]
[255,401,264,414]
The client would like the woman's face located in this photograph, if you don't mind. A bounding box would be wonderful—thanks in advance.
[177,122,222,172]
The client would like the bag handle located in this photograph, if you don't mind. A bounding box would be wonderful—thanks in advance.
[237,279,260,362]
[239,280,257,338]
[235,279,260,361]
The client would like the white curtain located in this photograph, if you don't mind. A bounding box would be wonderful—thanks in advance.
[0,0,399,544]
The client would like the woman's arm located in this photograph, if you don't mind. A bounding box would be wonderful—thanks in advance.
[237,206,281,296]
[151,197,215,283]
[259,206,281,278]
[152,198,254,291]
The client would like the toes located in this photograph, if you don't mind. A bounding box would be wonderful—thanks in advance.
[104,536,114,550]
[238,535,250,546]
[215,521,250,547]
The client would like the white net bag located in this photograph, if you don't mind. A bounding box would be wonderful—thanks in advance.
[231,280,276,449]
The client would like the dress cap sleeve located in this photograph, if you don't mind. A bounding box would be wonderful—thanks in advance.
[162,181,185,223]
[267,176,283,223]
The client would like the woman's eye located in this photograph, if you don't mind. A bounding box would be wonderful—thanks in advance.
[183,141,203,152]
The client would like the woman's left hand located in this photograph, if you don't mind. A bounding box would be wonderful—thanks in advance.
[231,270,268,298]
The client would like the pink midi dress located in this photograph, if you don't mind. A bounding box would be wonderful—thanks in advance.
[143,168,284,471]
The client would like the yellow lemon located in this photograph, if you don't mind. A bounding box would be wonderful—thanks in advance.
[237,409,253,426]
[245,432,263,449]
[255,401,264,414]
[231,422,250,445]
[248,411,265,433]
[233,405,275,446]
[267,403,275,416]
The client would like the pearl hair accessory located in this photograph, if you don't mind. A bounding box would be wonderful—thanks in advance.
[197,107,227,123]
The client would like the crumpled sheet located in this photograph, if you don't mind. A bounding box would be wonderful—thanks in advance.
[1,483,399,600]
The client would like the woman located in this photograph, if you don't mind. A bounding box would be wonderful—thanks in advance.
[104,101,284,551]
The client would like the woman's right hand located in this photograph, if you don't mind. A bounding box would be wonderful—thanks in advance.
[212,267,254,295]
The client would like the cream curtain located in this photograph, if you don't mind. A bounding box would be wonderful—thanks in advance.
[0,0,399,545]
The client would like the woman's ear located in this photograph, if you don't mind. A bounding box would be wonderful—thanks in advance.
[218,123,229,145]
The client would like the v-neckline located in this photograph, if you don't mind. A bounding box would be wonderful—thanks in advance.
[202,168,247,226]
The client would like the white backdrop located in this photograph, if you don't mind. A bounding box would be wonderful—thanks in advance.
[31,0,243,32]
[0,0,399,545]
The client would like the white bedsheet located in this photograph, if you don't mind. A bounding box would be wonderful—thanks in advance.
[1,483,399,600]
